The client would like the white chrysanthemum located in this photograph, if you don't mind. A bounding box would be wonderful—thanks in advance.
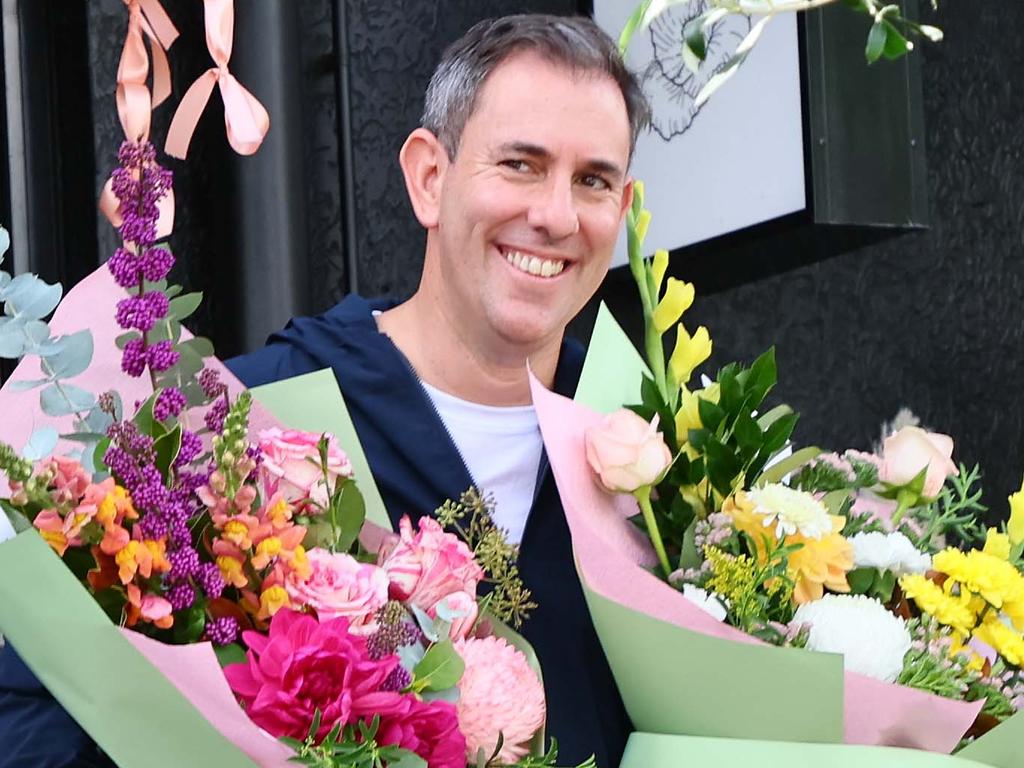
[849,531,931,576]
[681,584,727,622]
[745,483,832,539]
[793,594,911,682]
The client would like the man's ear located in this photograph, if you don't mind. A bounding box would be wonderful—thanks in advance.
[399,128,448,229]
[620,177,635,219]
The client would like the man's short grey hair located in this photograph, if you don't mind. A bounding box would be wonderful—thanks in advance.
[422,14,649,161]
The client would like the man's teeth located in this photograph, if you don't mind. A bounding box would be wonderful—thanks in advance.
[504,250,566,277]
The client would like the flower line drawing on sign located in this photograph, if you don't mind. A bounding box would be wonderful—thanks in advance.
[640,2,752,141]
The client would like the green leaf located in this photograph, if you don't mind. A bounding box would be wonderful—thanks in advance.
[866,20,887,63]
[847,567,876,595]
[746,348,777,407]
[882,20,911,60]
[6,377,48,392]
[213,643,248,669]
[168,292,202,322]
[132,394,160,437]
[697,397,726,433]
[387,752,428,768]
[756,404,793,431]
[330,479,366,553]
[173,602,207,644]
[412,639,465,692]
[875,569,897,602]
[704,437,742,497]
[755,445,823,487]
[153,424,182,476]
[180,336,214,359]
[682,13,709,61]
[732,411,763,450]
[39,383,96,416]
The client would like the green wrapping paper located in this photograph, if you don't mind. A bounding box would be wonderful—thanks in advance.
[0,530,256,767]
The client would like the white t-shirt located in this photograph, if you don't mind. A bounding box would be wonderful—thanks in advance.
[420,380,543,545]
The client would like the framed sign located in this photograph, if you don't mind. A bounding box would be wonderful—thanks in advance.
[592,1,808,266]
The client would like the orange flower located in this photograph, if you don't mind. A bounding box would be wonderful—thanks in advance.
[114,538,170,584]
[126,584,173,629]
[214,539,250,589]
[257,585,291,620]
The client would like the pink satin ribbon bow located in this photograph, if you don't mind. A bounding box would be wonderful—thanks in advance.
[164,0,270,160]
[101,0,179,238]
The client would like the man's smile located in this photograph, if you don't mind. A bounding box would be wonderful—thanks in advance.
[498,245,570,279]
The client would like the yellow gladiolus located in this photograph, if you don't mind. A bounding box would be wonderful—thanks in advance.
[984,528,1011,561]
[635,209,652,244]
[675,383,721,440]
[1008,475,1024,546]
[651,248,669,296]
[652,278,695,333]
[669,323,712,386]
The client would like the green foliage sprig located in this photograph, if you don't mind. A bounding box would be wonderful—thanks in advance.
[281,712,426,768]
[435,488,537,629]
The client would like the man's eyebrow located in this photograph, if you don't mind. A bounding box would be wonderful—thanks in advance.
[497,141,625,181]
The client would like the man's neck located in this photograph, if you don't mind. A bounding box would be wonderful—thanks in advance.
[377,294,561,407]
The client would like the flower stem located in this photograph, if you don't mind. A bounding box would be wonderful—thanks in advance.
[636,487,671,579]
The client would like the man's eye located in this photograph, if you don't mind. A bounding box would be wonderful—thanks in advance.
[499,159,529,172]
[579,174,611,191]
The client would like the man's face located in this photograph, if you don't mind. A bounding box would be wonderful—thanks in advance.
[432,51,633,351]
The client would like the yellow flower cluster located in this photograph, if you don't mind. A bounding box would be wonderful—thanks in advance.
[704,546,756,606]
[900,528,1024,669]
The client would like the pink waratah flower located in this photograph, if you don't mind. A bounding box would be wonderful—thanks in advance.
[880,426,958,499]
[223,609,405,741]
[585,409,672,494]
[376,698,466,768]
[285,548,389,634]
[377,515,484,610]
[258,428,354,509]
[454,635,546,763]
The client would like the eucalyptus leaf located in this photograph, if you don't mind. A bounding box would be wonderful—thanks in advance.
[41,330,93,379]
[2,275,62,320]
[39,383,96,417]
[408,603,440,643]
[5,377,48,392]
[115,331,141,350]
[168,292,202,322]
[866,19,887,63]
[0,331,26,358]
[180,336,214,359]
[397,642,426,672]
[23,426,59,461]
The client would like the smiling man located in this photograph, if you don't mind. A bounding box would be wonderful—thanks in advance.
[0,13,649,768]
[231,15,648,765]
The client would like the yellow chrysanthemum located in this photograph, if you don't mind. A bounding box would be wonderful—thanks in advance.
[725,492,854,605]
[933,547,1024,627]
[973,616,1024,667]
[899,574,978,636]
[949,636,987,673]
[669,324,712,386]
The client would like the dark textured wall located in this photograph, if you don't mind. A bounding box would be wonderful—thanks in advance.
[80,2,1023,517]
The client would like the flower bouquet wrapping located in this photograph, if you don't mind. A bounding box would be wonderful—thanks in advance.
[0,215,586,767]
[529,187,1024,768]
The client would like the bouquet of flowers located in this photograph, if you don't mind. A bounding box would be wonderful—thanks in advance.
[0,172,587,767]
[529,185,1023,767]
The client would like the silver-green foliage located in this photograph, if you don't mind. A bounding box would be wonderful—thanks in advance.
[0,226,113,467]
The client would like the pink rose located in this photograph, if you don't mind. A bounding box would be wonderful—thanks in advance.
[258,428,354,508]
[432,590,479,641]
[376,698,466,768]
[880,426,958,499]
[585,409,672,493]
[285,548,389,634]
[224,609,405,741]
[377,516,484,610]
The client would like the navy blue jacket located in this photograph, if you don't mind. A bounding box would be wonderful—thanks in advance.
[0,295,631,767]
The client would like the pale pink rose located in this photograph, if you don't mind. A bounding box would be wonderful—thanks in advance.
[258,428,354,509]
[378,516,484,611]
[454,636,546,763]
[285,548,389,634]
[585,409,672,493]
[880,426,958,498]
[432,591,479,641]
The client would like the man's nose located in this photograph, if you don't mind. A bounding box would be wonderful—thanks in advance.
[526,175,579,240]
